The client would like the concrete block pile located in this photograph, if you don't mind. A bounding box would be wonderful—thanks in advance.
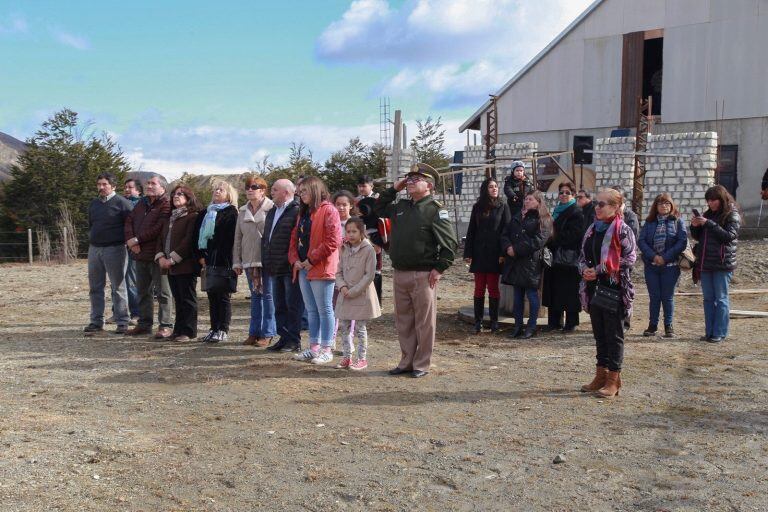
[595,132,718,219]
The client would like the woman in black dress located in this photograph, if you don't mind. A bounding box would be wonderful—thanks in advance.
[463,178,511,333]
[542,182,584,332]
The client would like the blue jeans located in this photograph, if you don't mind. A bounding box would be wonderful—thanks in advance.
[512,286,539,328]
[700,270,732,338]
[272,273,304,346]
[298,270,335,347]
[644,264,680,327]
[125,250,140,317]
[246,269,276,338]
[88,244,129,327]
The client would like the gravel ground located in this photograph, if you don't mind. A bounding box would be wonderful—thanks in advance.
[1,243,767,511]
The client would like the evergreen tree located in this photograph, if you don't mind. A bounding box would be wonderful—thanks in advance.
[0,109,131,253]
[323,138,386,192]
[409,116,450,170]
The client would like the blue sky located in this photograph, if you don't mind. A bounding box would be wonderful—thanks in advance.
[1,0,593,178]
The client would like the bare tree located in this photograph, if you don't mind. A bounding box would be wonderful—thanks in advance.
[36,229,51,263]
[56,204,78,263]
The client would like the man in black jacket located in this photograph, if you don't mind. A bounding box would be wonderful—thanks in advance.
[577,189,596,231]
[263,179,304,352]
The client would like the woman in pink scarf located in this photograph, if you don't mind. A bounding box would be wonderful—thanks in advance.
[577,188,637,398]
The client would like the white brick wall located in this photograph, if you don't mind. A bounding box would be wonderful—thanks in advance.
[594,132,718,219]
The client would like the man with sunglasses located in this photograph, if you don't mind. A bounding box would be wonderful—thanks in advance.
[375,163,457,378]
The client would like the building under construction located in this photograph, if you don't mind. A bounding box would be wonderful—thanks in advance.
[459,0,768,224]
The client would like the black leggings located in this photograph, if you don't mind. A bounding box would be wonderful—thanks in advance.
[589,306,625,371]
[207,291,231,332]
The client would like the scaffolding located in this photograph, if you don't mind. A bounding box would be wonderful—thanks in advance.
[379,97,391,149]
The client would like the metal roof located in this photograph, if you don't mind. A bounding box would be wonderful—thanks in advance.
[459,0,606,133]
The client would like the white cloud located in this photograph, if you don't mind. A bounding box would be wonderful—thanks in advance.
[318,0,595,107]
[0,14,28,34]
[50,28,90,50]
[117,118,469,179]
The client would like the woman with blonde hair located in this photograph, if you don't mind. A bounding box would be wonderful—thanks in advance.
[501,191,552,338]
[194,180,239,343]
[578,188,636,397]
[289,176,342,365]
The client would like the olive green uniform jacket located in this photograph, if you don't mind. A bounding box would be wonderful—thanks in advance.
[375,187,457,273]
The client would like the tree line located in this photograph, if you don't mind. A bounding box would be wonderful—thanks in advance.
[0,109,451,259]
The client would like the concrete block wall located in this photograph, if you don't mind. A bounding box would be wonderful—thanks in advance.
[594,132,718,219]
[385,149,415,184]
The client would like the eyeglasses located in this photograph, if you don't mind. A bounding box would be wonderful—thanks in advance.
[406,175,425,184]
[172,192,187,197]
[246,184,264,191]
[298,189,309,195]
[559,190,572,196]
[576,195,586,200]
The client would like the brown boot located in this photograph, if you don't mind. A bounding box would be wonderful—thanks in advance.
[596,370,622,398]
[242,335,258,346]
[580,366,607,392]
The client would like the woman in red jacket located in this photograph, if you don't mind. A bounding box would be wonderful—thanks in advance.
[289,177,341,365]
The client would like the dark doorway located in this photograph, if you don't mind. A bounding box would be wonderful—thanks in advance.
[717,145,739,198]
[643,37,663,116]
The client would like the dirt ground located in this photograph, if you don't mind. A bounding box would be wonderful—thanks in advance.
[1,246,767,511]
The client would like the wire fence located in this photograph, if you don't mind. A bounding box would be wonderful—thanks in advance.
[0,229,87,263]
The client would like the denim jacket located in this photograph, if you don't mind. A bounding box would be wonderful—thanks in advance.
[637,216,687,266]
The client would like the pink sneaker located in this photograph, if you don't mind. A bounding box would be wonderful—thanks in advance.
[349,359,368,371]
[335,357,351,369]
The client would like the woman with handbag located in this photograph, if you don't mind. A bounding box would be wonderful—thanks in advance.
[155,185,202,342]
[637,193,688,338]
[195,181,239,343]
[289,177,342,365]
[463,178,511,334]
[233,176,276,347]
[501,191,552,339]
[578,188,637,398]
[690,185,740,343]
[542,182,584,332]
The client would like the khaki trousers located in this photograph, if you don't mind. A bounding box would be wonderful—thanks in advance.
[393,270,437,372]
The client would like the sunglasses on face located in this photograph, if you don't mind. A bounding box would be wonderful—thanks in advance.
[596,201,615,208]
[406,175,425,184]
[559,190,572,196]
[246,184,264,191]
[172,192,186,197]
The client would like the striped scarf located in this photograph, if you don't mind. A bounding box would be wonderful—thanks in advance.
[653,215,668,255]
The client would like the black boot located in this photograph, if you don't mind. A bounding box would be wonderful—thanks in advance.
[508,324,523,338]
[488,297,500,332]
[522,325,536,339]
[473,297,485,334]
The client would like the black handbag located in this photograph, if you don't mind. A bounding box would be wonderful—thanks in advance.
[552,247,579,268]
[590,284,621,313]
[203,265,237,294]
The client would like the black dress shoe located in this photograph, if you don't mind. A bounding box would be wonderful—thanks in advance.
[507,325,523,338]
[388,367,411,375]
[522,326,536,339]
[540,325,561,333]
[279,343,301,353]
[411,370,429,378]
[266,339,287,352]
[561,325,576,333]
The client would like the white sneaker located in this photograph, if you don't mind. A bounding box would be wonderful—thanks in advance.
[293,348,318,361]
[311,351,334,365]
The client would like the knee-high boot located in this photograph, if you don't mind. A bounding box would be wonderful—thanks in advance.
[488,297,500,332]
[473,296,485,334]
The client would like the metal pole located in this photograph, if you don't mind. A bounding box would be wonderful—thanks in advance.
[27,228,33,264]
[758,200,764,228]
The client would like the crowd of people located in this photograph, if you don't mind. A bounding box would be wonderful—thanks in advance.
[85,160,742,393]
[85,168,456,379]
[461,161,741,397]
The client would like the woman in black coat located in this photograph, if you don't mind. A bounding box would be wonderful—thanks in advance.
[195,181,239,343]
[542,181,585,332]
[501,191,552,338]
[463,178,511,333]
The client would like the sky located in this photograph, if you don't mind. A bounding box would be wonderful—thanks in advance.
[1,0,594,179]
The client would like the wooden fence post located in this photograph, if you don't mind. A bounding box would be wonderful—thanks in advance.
[62,227,69,264]
[27,228,33,264]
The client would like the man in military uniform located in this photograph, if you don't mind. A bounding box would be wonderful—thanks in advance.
[375,163,457,378]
